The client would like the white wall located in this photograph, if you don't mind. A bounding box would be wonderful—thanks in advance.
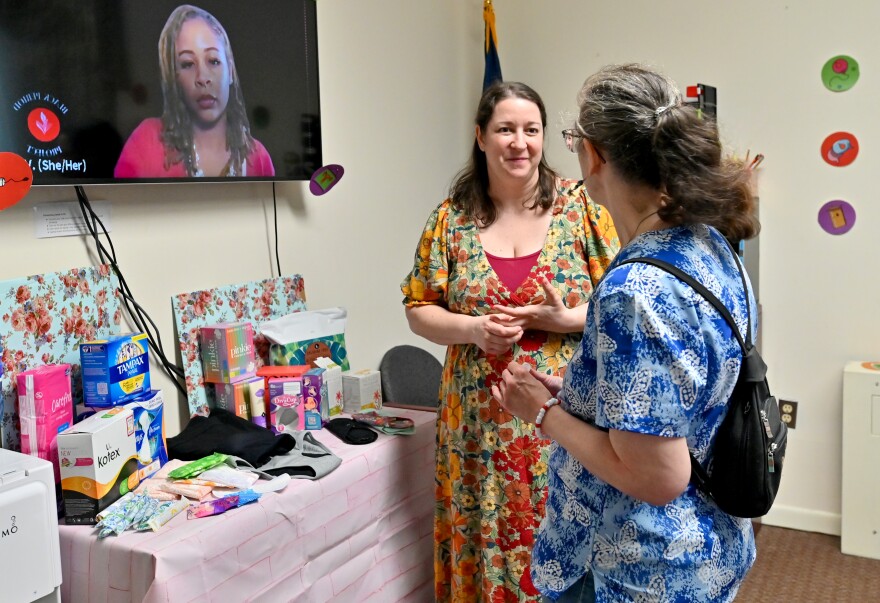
[496,0,880,534]
[1,0,873,536]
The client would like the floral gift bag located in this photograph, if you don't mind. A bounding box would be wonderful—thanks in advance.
[0,265,121,450]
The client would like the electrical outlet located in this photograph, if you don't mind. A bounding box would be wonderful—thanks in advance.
[779,399,798,429]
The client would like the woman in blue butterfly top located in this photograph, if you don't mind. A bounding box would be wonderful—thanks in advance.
[491,64,759,602]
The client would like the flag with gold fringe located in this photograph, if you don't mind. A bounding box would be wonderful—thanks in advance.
[483,0,502,90]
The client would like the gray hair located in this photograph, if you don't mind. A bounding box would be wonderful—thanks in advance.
[575,64,758,241]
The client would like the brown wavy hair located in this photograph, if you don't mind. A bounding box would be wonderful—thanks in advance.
[450,81,560,227]
[158,4,254,175]
[576,64,758,241]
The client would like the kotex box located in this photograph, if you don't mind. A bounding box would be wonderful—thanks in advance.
[342,369,383,413]
[80,333,151,407]
[199,321,256,384]
[213,376,262,420]
[125,390,168,482]
[16,364,74,484]
[267,377,305,433]
[314,357,343,417]
[57,406,139,525]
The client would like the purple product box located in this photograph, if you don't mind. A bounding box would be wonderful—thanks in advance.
[302,368,327,429]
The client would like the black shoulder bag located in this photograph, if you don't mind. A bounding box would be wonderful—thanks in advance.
[619,242,787,518]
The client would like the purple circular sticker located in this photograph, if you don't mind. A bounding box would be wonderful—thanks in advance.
[818,200,856,235]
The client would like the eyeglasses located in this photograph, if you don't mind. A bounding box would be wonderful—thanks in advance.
[561,129,606,163]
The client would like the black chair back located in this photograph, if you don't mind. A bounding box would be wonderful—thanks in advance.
[378,345,442,408]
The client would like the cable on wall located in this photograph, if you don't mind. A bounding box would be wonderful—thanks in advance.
[74,185,187,398]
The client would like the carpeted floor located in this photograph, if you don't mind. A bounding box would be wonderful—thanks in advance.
[736,525,880,601]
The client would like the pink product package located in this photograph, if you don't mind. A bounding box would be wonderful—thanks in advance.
[16,364,74,482]
[267,377,304,434]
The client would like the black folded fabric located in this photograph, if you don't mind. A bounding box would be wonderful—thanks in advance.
[325,417,378,445]
[167,408,296,466]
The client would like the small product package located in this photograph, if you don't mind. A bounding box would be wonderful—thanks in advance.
[246,378,267,428]
[57,406,139,525]
[302,367,329,427]
[199,321,256,384]
[213,375,262,420]
[125,390,168,482]
[80,333,151,407]
[267,377,305,433]
[314,357,343,417]
[16,364,74,484]
[342,369,383,413]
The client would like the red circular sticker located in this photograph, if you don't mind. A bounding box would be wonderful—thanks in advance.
[0,152,34,210]
[27,107,61,143]
[821,131,858,167]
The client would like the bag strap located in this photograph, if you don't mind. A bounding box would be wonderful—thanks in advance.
[617,237,752,492]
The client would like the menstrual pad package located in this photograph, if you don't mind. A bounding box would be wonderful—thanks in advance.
[16,363,74,483]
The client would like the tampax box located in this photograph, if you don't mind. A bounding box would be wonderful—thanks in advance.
[57,406,139,525]
[125,390,168,482]
[200,322,256,383]
[314,357,344,417]
[80,333,151,407]
[342,369,383,413]
[213,376,262,420]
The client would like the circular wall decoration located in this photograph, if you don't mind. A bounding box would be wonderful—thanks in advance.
[821,55,860,92]
[821,131,859,167]
[818,200,856,235]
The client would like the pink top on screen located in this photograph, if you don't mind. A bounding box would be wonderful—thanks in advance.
[113,118,275,178]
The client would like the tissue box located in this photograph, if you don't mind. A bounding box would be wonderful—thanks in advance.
[269,334,351,371]
[314,357,343,417]
[261,307,351,370]
[80,333,151,407]
[16,364,74,484]
[342,369,383,413]
[199,322,256,383]
[125,390,168,482]
[57,406,139,525]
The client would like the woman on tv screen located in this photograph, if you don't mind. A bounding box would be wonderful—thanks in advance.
[114,4,274,178]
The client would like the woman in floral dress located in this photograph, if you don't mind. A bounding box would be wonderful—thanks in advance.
[401,81,618,602]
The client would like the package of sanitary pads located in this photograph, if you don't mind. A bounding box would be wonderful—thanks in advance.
[17,364,74,483]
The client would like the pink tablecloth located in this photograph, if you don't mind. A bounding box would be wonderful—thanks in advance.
[58,407,438,603]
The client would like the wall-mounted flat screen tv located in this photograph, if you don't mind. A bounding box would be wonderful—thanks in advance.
[0,0,320,185]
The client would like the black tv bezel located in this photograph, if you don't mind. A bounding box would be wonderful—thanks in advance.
[1,0,321,187]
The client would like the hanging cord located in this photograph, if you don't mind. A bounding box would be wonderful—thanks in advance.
[74,186,187,398]
[272,181,281,276]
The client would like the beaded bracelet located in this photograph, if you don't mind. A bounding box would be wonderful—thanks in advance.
[535,397,560,439]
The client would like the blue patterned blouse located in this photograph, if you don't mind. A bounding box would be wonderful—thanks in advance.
[532,224,757,602]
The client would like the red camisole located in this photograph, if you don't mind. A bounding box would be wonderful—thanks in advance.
[484,249,541,292]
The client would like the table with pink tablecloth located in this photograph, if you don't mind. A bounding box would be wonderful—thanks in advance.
[58,407,437,603]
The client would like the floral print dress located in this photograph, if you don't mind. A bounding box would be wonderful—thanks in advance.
[401,180,619,602]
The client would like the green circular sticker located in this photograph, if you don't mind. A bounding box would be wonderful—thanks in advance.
[822,55,859,92]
